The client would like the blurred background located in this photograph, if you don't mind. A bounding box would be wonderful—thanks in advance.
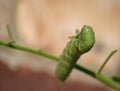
[0,0,120,91]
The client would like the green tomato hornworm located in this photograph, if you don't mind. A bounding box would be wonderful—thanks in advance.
[55,25,95,82]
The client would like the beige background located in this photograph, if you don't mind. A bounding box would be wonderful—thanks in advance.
[0,0,120,86]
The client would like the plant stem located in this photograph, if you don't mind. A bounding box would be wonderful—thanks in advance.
[6,25,15,43]
[98,50,117,73]
[0,40,120,90]
[75,64,95,77]
[0,40,59,61]
[75,64,120,90]
[96,73,120,90]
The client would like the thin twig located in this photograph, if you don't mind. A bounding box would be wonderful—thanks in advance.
[6,24,15,43]
[98,50,117,73]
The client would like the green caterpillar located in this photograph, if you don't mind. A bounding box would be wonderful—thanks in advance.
[55,25,95,82]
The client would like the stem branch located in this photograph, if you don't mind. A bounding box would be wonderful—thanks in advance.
[6,25,15,43]
[98,50,117,73]
[0,40,59,61]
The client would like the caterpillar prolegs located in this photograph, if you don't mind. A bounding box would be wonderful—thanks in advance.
[55,25,95,82]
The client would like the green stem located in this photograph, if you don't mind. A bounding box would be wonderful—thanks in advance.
[96,73,120,90]
[75,64,95,77]
[98,50,117,73]
[0,40,120,90]
[0,40,59,61]
[6,25,15,43]
[75,64,120,90]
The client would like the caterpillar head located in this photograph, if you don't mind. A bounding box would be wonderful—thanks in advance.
[79,25,95,53]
